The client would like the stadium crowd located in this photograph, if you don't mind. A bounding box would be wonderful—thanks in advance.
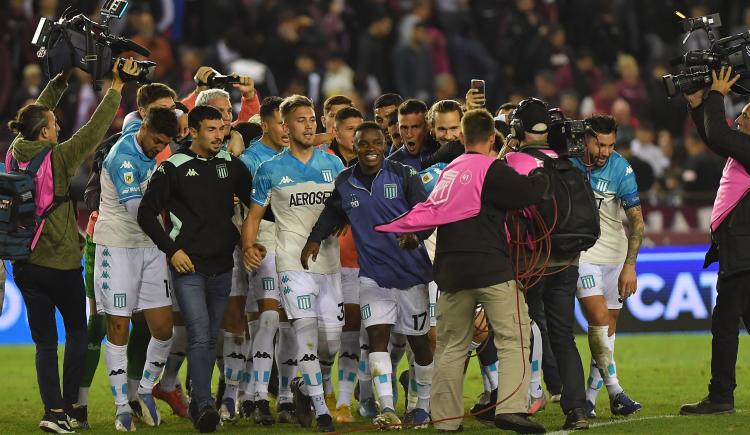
[3,0,750,434]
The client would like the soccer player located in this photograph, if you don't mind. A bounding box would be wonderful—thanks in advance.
[236,96,296,424]
[571,114,644,418]
[326,107,364,422]
[242,95,345,433]
[388,99,433,170]
[373,93,403,144]
[94,108,179,431]
[304,122,434,429]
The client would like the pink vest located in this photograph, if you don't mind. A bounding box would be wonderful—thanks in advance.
[375,153,496,233]
[504,149,558,176]
[710,157,750,232]
[5,148,56,249]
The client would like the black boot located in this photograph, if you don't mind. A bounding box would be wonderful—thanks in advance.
[680,397,735,415]
[495,413,546,433]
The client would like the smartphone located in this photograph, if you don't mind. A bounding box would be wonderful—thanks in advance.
[471,79,485,107]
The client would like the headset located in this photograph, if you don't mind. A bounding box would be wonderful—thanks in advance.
[509,97,550,141]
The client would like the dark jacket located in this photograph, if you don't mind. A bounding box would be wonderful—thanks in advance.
[138,148,252,275]
[691,90,750,279]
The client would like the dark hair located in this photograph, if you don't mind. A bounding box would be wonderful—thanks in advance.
[388,111,399,127]
[323,95,353,114]
[354,121,384,137]
[496,102,518,116]
[234,121,263,146]
[428,99,463,124]
[143,107,179,138]
[280,94,314,119]
[175,101,189,113]
[586,114,618,135]
[188,105,223,130]
[335,107,363,125]
[7,104,51,140]
[136,83,177,109]
[259,96,284,120]
[461,109,495,146]
[374,93,403,109]
[398,99,428,117]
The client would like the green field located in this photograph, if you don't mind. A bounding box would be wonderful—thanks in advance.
[2,334,750,434]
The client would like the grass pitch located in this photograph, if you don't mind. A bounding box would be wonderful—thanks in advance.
[2,334,750,434]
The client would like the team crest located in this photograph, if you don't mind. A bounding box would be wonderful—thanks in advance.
[350,194,359,208]
[297,295,312,310]
[123,172,134,184]
[384,184,398,199]
[429,170,458,205]
[360,304,372,320]
[113,293,127,309]
[421,172,433,183]
[321,169,333,183]
[595,179,609,192]
[216,163,228,179]
[262,278,275,291]
[580,275,595,289]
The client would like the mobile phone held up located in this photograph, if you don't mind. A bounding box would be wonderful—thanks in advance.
[471,79,485,107]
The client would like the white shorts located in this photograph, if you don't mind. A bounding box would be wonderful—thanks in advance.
[576,262,625,309]
[230,246,249,298]
[94,245,171,316]
[251,252,281,303]
[428,281,438,327]
[341,267,360,305]
[359,277,429,335]
[277,270,343,329]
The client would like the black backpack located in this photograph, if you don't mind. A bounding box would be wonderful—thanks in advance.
[522,148,600,257]
[83,132,121,211]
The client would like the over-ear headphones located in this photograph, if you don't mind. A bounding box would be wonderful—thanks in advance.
[509,97,549,141]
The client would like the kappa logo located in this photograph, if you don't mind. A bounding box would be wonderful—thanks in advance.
[280,176,294,184]
[216,163,228,179]
[283,286,292,295]
[158,165,165,173]
[102,248,110,257]
[101,271,110,279]
[625,165,633,175]
[429,169,458,205]
[120,160,133,169]
[340,352,359,361]
[123,171,135,184]
[226,352,245,360]
[254,351,272,359]
[297,295,312,310]
[108,369,126,376]
[186,168,199,177]
[281,275,290,284]
[384,183,398,199]
[281,359,298,366]
[113,293,126,309]
[322,169,333,182]
[300,354,318,362]
[150,361,166,368]
[580,275,596,289]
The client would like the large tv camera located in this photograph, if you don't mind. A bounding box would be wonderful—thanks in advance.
[663,12,750,97]
[30,0,155,90]
[548,109,588,157]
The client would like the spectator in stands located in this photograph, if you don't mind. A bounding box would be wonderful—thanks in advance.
[393,22,434,102]
[617,139,655,194]
[611,98,638,145]
[616,54,647,115]
[354,9,393,101]
[631,121,669,181]
[681,131,725,205]
[128,11,175,82]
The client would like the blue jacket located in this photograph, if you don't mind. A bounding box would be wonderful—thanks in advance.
[308,159,433,289]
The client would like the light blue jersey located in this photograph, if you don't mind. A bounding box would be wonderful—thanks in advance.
[571,151,640,264]
[418,162,447,193]
[239,139,285,249]
[253,148,345,273]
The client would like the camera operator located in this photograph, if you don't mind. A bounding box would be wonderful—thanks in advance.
[680,66,750,416]
[6,58,137,434]
[183,66,259,120]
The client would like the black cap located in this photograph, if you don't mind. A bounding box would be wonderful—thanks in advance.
[514,98,551,134]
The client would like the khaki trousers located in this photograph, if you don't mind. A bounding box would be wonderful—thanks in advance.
[431,280,531,430]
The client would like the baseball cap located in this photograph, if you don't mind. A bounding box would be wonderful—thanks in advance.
[514,99,551,134]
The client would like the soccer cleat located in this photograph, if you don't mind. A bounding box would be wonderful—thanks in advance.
[374,408,402,430]
[610,391,642,416]
[39,411,74,434]
[585,400,597,418]
[69,405,89,430]
[403,409,416,425]
[680,397,735,415]
[278,402,298,424]
[412,408,430,429]
[494,413,545,434]
[358,397,379,419]
[240,400,255,419]
[528,394,547,415]
[316,413,335,432]
[153,382,189,418]
[137,393,161,426]
[291,377,314,427]
[562,407,589,430]
[325,393,337,415]
[195,406,220,433]
[219,397,237,423]
[114,412,136,432]
[470,388,496,426]
[128,400,144,422]
[335,404,354,423]
[254,399,275,425]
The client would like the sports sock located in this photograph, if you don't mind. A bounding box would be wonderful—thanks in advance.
[252,310,279,400]
[139,336,173,394]
[588,325,623,398]
[318,326,342,399]
[414,361,433,411]
[370,351,394,410]
[586,357,603,405]
[337,330,359,407]
[358,326,374,401]
[529,322,544,399]
[126,317,150,387]
[159,325,186,392]
[78,313,106,406]
[276,321,298,404]
[222,330,245,402]
[295,318,327,415]
[105,341,129,406]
